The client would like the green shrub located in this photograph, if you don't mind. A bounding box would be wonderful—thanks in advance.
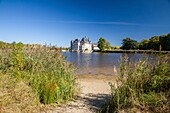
[142,92,165,106]
[0,43,77,110]
[101,55,170,113]
[24,47,77,104]
[0,74,40,113]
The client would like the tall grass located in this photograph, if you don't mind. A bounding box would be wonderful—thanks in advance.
[0,74,40,113]
[0,43,77,112]
[101,55,170,113]
[23,45,77,104]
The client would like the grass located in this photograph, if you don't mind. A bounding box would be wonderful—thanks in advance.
[0,43,77,112]
[0,74,40,113]
[100,54,170,113]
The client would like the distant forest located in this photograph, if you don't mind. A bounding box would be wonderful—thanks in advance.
[0,41,65,51]
[121,33,170,51]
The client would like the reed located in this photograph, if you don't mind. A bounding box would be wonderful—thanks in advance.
[24,45,77,104]
[100,54,170,113]
[0,43,77,112]
[0,73,40,113]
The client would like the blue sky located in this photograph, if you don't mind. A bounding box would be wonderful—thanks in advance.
[0,0,170,47]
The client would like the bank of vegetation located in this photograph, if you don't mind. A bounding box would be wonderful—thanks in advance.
[94,50,170,54]
[101,55,170,113]
[97,32,170,52]
[0,42,77,112]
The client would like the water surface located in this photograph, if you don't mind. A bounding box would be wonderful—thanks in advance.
[62,52,156,75]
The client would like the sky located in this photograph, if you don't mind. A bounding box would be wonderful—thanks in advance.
[0,0,170,47]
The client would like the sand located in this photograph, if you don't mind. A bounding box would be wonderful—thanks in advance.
[45,74,117,113]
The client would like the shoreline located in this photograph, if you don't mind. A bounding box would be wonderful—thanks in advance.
[76,74,117,81]
[45,74,117,113]
[93,50,170,54]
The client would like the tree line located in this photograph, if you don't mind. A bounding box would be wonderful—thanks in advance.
[122,33,170,51]
[1,32,170,51]
[0,41,61,51]
[98,33,170,51]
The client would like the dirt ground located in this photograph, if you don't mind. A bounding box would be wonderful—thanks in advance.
[45,74,117,113]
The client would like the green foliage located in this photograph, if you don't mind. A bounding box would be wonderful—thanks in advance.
[0,41,12,49]
[25,47,76,104]
[98,37,111,51]
[160,33,170,51]
[121,33,170,51]
[98,37,107,51]
[10,42,25,79]
[122,38,139,50]
[110,46,121,50]
[148,36,160,50]
[127,33,170,51]
[139,39,150,50]
[0,41,6,48]
[106,41,111,50]
[61,47,70,51]
[0,74,40,113]
[101,55,170,113]
[142,92,165,106]
[0,43,77,110]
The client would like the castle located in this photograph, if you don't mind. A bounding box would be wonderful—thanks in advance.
[70,36,99,52]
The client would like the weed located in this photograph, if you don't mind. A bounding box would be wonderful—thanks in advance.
[0,43,77,112]
[100,54,170,113]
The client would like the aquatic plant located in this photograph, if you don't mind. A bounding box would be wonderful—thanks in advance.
[0,43,77,112]
[101,55,170,113]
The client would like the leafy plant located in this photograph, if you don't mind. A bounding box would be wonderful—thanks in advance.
[0,43,77,112]
[101,54,170,113]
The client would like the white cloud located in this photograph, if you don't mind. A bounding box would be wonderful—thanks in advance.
[32,20,140,26]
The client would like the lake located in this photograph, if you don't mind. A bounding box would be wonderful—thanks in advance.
[62,52,157,75]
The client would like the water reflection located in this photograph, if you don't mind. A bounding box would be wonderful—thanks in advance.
[62,52,156,75]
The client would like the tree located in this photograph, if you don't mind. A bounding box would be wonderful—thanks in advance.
[106,41,111,50]
[159,33,170,51]
[139,39,150,50]
[97,37,111,51]
[122,38,138,50]
[148,36,160,50]
[98,37,107,51]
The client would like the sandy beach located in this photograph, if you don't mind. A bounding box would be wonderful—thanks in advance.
[45,74,117,113]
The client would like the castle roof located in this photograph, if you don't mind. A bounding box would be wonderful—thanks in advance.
[81,36,90,43]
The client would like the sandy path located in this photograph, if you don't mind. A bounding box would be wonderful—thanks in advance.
[46,74,117,113]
